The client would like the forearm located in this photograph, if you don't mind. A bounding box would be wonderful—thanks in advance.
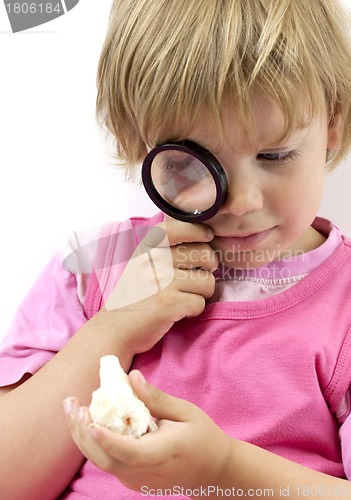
[204,439,351,499]
[0,309,134,500]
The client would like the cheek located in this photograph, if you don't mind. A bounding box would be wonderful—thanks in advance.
[276,166,325,232]
[301,157,326,202]
[280,157,325,207]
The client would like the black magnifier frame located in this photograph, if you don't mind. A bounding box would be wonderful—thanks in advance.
[141,140,228,223]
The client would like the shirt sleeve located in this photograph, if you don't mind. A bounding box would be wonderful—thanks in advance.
[0,253,88,386]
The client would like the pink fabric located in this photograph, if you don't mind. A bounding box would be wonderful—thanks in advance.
[2,215,351,498]
[0,255,88,386]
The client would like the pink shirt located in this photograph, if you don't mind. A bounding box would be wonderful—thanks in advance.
[1,215,351,498]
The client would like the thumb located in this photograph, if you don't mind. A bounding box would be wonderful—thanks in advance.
[129,370,193,421]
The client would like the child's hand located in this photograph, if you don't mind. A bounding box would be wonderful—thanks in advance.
[98,218,218,356]
[64,370,232,493]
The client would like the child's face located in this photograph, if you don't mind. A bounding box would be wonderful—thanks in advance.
[170,93,340,269]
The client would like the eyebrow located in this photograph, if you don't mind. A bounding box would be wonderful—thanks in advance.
[161,121,309,156]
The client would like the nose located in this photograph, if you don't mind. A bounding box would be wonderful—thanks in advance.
[218,169,264,217]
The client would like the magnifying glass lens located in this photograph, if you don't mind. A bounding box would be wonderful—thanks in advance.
[142,140,228,222]
[150,151,217,214]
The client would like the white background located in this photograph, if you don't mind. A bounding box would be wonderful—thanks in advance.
[0,0,350,339]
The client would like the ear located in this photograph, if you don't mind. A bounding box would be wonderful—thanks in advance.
[327,111,343,150]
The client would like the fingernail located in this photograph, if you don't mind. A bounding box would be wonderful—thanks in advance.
[88,424,98,440]
[206,228,214,240]
[138,371,147,385]
[63,397,75,415]
[75,407,87,422]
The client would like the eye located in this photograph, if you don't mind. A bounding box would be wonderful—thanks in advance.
[257,150,300,165]
[162,156,194,173]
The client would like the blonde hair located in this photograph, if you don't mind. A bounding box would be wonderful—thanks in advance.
[97,0,351,173]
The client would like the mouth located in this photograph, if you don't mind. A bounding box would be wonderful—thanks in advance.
[213,227,275,251]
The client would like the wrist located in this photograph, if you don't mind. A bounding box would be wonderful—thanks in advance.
[84,308,135,371]
[206,438,351,499]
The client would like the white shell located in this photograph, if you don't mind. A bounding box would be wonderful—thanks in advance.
[89,355,157,438]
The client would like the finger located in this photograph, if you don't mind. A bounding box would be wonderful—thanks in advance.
[172,290,207,319]
[171,243,218,271]
[159,219,214,247]
[64,397,179,470]
[64,399,117,471]
[88,421,173,468]
[128,371,194,422]
[64,400,92,456]
[174,268,216,299]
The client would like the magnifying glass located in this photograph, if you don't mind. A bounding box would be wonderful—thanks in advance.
[141,140,228,223]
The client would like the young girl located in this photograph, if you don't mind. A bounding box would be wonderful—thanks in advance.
[1,0,351,498]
